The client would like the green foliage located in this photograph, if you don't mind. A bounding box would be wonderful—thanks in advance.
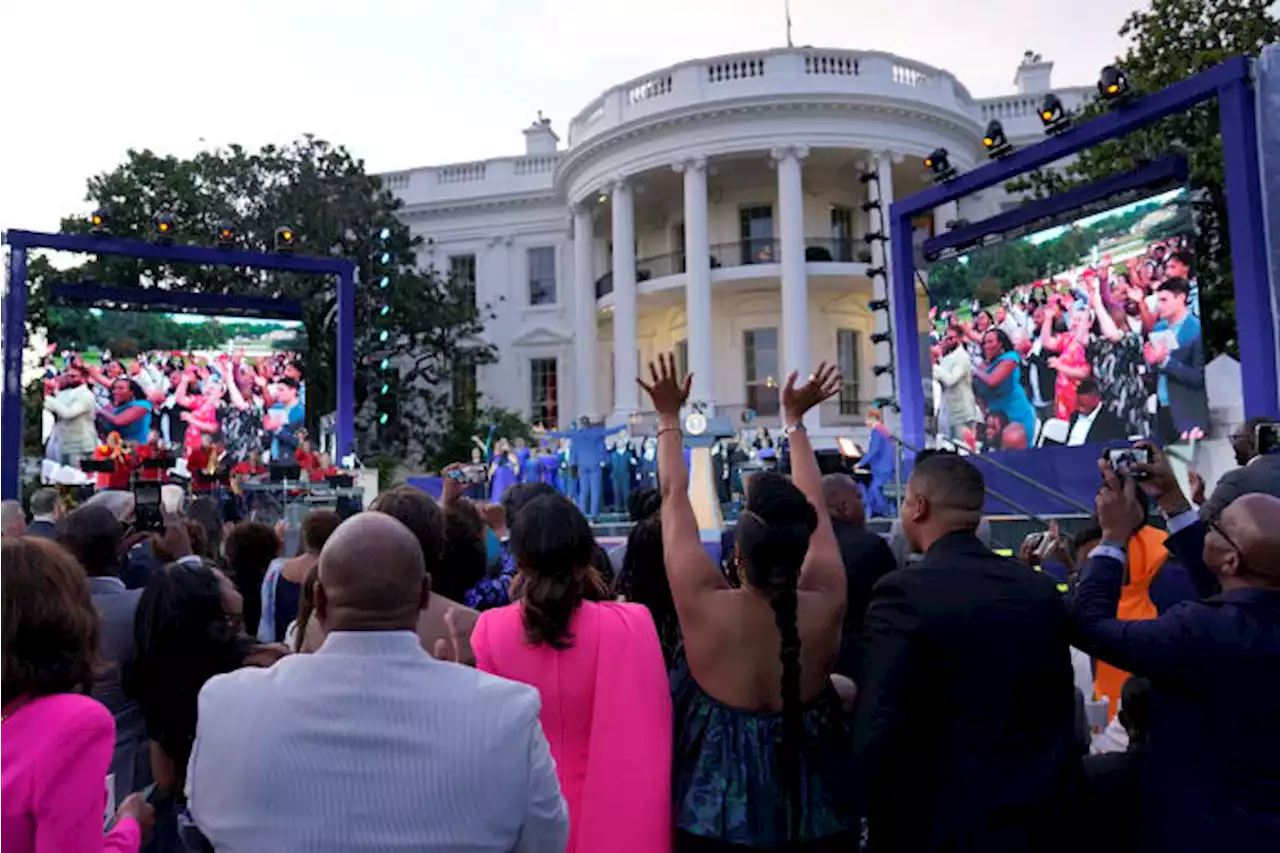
[426,406,532,471]
[26,136,498,466]
[1003,0,1280,359]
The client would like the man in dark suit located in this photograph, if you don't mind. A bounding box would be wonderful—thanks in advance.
[1198,416,1280,522]
[60,505,152,806]
[1144,277,1206,439]
[25,487,61,539]
[1065,379,1129,446]
[822,472,897,678]
[1073,443,1280,852]
[853,453,1079,852]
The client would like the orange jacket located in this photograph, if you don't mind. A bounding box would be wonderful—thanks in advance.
[1093,525,1166,719]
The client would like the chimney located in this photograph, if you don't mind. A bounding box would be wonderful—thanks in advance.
[1013,50,1053,94]
[523,112,559,155]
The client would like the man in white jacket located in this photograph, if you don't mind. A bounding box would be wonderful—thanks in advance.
[43,364,98,466]
[934,325,980,440]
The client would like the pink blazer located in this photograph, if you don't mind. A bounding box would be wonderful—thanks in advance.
[1,694,141,853]
[473,600,673,853]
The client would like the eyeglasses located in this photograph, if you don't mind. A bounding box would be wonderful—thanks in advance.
[1207,517,1247,572]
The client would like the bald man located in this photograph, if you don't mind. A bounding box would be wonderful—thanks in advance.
[853,452,1078,851]
[186,513,569,853]
[821,473,897,678]
[1073,445,1280,852]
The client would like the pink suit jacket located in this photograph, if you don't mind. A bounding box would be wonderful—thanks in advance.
[2,693,141,853]
[473,600,673,853]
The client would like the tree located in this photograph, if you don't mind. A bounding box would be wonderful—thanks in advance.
[25,136,499,466]
[1005,0,1280,358]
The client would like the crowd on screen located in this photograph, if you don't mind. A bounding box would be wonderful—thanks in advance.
[40,349,310,486]
[928,237,1208,452]
[4,353,1279,853]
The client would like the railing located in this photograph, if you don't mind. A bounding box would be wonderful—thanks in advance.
[514,155,557,175]
[566,47,977,147]
[436,162,487,184]
[382,172,411,191]
[802,238,869,263]
[711,238,780,267]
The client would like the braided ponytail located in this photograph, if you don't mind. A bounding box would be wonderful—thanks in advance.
[769,585,803,842]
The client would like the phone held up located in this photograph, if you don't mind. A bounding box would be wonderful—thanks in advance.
[133,482,164,532]
[1104,446,1150,480]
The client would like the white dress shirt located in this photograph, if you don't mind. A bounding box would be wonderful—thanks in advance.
[1067,406,1101,446]
[186,630,568,853]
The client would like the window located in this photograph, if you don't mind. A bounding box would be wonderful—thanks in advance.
[743,328,780,416]
[739,206,774,264]
[672,222,686,273]
[836,329,862,415]
[530,357,558,426]
[449,254,476,306]
[527,247,557,305]
[675,338,689,379]
[451,357,478,420]
[830,206,854,262]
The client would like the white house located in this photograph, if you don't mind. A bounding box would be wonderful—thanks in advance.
[382,47,1093,434]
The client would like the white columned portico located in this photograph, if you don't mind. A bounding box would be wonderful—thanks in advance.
[673,156,714,407]
[870,152,897,407]
[610,179,639,417]
[772,145,811,424]
[572,204,599,418]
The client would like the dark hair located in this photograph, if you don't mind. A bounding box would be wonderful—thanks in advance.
[300,509,341,554]
[986,328,1015,356]
[439,499,489,601]
[975,309,995,328]
[294,562,321,650]
[617,516,679,667]
[1071,521,1104,557]
[510,493,606,649]
[59,504,125,577]
[2,538,100,706]
[735,471,818,839]
[627,486,661,523]
[1169,250,1192,270]
[222,521,279,637]
[909,452,986,517]
[1119,675,1153,745]
[1077,378,1101,397]
[113,377,146,403]
[369,486,444,581]
[1157,276,1191,300]
[278,377,300,391]
[124,560,252,774]
[500,481,558,529]
[188,498,223,559]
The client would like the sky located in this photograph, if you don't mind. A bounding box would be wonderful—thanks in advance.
[0,0,1146,236]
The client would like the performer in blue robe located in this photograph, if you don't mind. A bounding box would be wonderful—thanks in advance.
[609,442,634,512]
[488,440,518,503]
[539,418,627,519]
[859,410,896,517]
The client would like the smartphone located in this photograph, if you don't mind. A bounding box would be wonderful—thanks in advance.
[1257,422,1280,456]
[133,482,164,532]
[1104,447,1150,478]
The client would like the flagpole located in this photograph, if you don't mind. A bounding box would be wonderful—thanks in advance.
[785,0,793,47]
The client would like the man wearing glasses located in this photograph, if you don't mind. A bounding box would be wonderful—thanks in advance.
[1071,441,1280,852]
[1197,416,1280,522]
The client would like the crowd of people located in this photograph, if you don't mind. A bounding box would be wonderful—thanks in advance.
[929,237,1208,452]
[41,348,307,485]
[4,353,1278,853]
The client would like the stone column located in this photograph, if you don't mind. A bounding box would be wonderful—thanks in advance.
[610,179,639,417]
[673,156,714,408]
[572,204,599,418]
[772,145,811,424]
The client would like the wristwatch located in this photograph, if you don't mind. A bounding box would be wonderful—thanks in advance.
[783,422,805,437]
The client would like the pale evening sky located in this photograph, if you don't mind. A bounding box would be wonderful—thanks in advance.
[0,0,1145,235]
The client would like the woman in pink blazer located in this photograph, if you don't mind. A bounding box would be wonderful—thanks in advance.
[470,492,672,853]
[2,537,153,853]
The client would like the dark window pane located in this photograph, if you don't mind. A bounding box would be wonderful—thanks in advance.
[528,247,557,305]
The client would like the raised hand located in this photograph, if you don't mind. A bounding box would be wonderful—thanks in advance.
[1129,439,1190,514]
[637,353,691,419]
[782,362,842,424]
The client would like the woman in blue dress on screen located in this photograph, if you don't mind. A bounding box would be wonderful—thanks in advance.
[488,437,518,503]
[973,329,1037,444]
[96,377,153,445]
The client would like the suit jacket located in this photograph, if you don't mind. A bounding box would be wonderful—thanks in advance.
[830,519,898,679]
[1200,454,1280,522]
[186,630,569,853]
[26,518,58,540]
[89,576,150,806]
[852,531,1079,853]
[1068,521,1280,851]
[1159,333,1206,436]
[1067,407,1129,446]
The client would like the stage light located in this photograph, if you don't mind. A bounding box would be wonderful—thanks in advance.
[982,120,1014,159]
[378,226,391,240]
[866,266,886,279]
[215,219,236,249]
[378,413,389,426]
[1039,94,1069,134]
[872,364,893,376]
[1098,65,1132,103]
[860,199,881,213]
[870,331,892,345]
[379,330,389,342]
[863,231,886,244]
[872,396,899,411]
[858,171,878,185]
[379,251,391,265]
[379,305,390,317]
[89,208,109,235]
[380,383,390,395]
[868,298,889,312]
[924,148,956,183]
[152,211,175,245]
[275,226,296,252]
[379,276,390,289]
[379,358,390,370]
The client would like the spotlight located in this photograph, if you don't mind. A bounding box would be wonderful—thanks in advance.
[379,383,390,395]
[275,226,296,253]
[1098,65,1132,104]
[378,413,389,426]
[379,358,390,370]
[872,396,899,411]
[379,276,390,289]
[858,171,878,185]
[868,298,889,312]
[872,364,894,376]
[870,331,892,345]
[215,219,236,249]
[378,226,391,240]
[89,207,110,235]
[1039,94,1069,134]
[860,199,881,213]
[863,231,886,244]
[866,266,886,279]
[924,148,956,183]
[152,211,175,245]
[982,120,1014,159]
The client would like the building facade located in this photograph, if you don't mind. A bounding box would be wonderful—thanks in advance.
[384,47,1092,435]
